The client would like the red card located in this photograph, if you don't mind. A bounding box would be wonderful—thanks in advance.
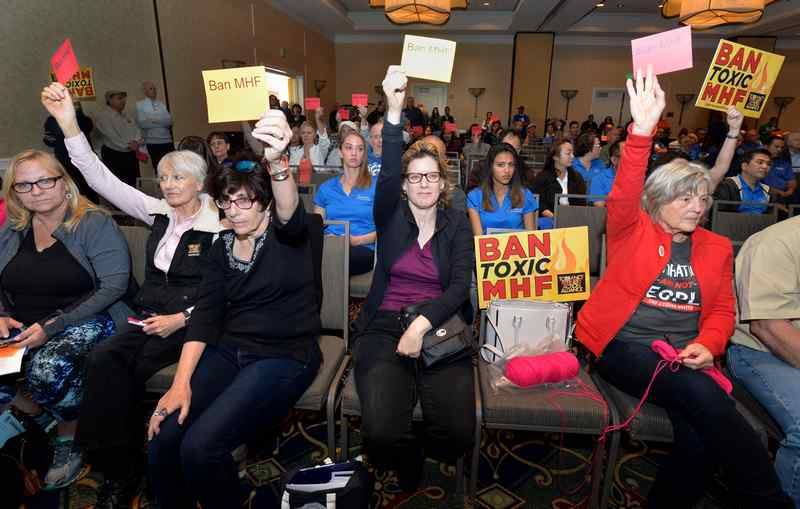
[490,115,499,125]
[412,126,423,137]
[444,122,457,134]
[304,97,320,111]
[338,108,350,121]
[51,38,79,85]
[351,93,368,107]
[471,126,483,137]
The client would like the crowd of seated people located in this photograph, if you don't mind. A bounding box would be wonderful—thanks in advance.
[2,62,800,509]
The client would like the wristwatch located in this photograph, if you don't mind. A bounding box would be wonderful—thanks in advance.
[181,310,191,321]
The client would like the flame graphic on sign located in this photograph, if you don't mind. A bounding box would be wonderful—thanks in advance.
[551,235,584,273]
[753,62,770,93]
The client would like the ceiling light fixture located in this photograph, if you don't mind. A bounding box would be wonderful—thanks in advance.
[596,2,605,6]
[661,0,775,30]
[369,0,468,25]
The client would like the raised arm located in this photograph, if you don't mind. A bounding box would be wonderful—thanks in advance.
[241,121,265,155]
[374,65,408,230]
[42,83,158,224]
[252,109,299,224]
[708,107,744,191]
[607,66,665,239]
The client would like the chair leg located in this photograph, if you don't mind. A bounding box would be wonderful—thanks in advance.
[600,430,621,509]
[340,411,350,461]
[455,455,465,497]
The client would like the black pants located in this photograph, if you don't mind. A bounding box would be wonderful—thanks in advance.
[146,142,174,171]
[101,146,140,188]
[353,311,475,473]
[350,245,375,276]
[75,327,184,480]
[596,340,792,509]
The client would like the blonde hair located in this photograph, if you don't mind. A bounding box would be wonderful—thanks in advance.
[642,158,712,219]
[401,140,451,208]
[2,150,105,231]
[340,131,372,189]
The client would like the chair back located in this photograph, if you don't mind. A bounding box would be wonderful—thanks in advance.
[119,225,150,285]
[299,183,317,212]
[554,195,608,276]
[710,201,778,242]
[321,220,350,347]
[136,177,162,198]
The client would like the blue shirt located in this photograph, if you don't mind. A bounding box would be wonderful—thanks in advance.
[737,175,769,214]
[367,145,382,177]
[467,187,538,234]
[588,166,616,202]
[314,177,377,249]
[513,113,529,124]
[764,158,794,191]
[572,158,609,188]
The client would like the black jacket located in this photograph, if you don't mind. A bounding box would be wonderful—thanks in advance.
[353,120,474,333]
[713,176,774,213]
[531,167,587,215]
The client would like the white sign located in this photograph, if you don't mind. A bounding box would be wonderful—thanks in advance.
[400,35,457,83]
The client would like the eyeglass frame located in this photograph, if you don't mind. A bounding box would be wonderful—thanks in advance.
[403,172,442,184]
[215,196,256,210]
[12,176,64,194]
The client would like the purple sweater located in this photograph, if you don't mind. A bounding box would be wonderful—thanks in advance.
[379,241,443,311]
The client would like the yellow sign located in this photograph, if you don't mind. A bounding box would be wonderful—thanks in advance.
[474,227,591,309]
[49,67,95,100]
[695,40,785,118]
[202,66,268,123]
[400,35,457,83]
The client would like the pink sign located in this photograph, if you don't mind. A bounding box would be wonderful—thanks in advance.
[631,26,693,76]
[338,108,350,121]
[444,122,457,134]
[351,93,369,107]
[304,97,321,111]
[51,38,80,85]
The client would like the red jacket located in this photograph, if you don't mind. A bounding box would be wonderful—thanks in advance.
[575,130,735,358]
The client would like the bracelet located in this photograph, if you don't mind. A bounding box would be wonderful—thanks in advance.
[271,169,290,181]
[726,133,739,139]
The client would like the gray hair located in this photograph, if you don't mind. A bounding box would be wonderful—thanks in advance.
[642,158,712,219]
[157,150,207,184]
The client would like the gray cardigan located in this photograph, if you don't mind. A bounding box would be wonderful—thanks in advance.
[0,210,132,336]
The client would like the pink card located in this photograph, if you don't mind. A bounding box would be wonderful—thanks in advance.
[631,26,693,76]
[471,126,482,137]
[351,93,369,107]
[51,38,79,85]
[304,97,321,111]
[444,122,457,134]
[338,108,350,121]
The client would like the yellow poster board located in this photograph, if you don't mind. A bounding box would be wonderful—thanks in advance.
[202,66,268,123]
[400,35,457,83]
[695,40,785,118]
[49,67,95,100]
[474,227,591,309]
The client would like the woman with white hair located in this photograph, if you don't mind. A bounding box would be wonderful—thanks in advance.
[42,82,225,507]
[575,68,791,509]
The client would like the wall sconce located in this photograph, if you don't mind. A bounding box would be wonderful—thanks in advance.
[675,93,696,124]
[314,80,327,96]
[468,88,485,119]
[560,90,578,120]
[773,96,795,126]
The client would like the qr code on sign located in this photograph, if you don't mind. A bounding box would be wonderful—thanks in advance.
[745,92,766,112]
[557,273,586,295]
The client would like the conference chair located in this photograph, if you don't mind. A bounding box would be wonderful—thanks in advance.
[554,195,608,287]
[710,201,778,242]
[298,183,316,212]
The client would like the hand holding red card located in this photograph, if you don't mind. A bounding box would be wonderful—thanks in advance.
[352,93,369,107]
[51,38,79,85]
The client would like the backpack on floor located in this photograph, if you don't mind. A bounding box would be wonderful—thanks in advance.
[280,459,373,509]
[0,408,53,504]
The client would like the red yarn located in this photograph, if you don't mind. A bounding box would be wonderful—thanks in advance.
[504,352,580,387]
[651,340,732,394]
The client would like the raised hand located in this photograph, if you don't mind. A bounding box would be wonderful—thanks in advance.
[382,65,407,125]
[41,83,79,133]
[253,109,293,162]
[626,65,666,137]
[726,106,744,136]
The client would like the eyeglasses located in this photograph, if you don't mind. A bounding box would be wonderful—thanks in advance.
[12,176,63,193]
[215,197,255,210]
[404,172,441,184]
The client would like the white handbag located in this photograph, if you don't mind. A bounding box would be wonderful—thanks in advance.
[480,300,573,363]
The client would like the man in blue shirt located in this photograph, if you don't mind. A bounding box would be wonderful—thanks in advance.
[367,122,383,176]
[402,96,425,128]
[513,106,530,137]
[713,149,774,214]
[764,136,797,202]
[589,140,623,207]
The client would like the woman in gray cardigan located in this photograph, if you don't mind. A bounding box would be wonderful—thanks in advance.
[0,149,130,490]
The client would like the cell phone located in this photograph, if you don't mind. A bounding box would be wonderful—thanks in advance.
[0,328,22,346]
[127,316,146,327]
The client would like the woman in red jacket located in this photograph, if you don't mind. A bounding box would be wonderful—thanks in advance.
[577,67,791,509]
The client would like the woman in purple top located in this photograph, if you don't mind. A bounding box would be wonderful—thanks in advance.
[351,66,475,492]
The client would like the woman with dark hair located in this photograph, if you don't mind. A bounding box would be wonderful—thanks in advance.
[577,67,791,509]
[288,103,305,128]
[572,132,607,187]
[351,65,475,492]
[146,111,321,509]
[531,139,586,229]
[314,130,377,275]
[467,143,538,234]
[206,132,232,168]
[430,106,443,134]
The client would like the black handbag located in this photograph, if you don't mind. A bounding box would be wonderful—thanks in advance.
[399,302,474,368]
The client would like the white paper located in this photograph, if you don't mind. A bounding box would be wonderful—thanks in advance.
[0,347,26,376]
[400,35,457,83]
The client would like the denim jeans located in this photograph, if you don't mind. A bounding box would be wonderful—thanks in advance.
[147,342,320,509]
[353,311,475,474]
[728,343,800,508]
[596,340,792,509]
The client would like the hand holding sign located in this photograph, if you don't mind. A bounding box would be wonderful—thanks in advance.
[41,82,80,137]
[51,39,80,85]
[382,65,407,125]
[627,65,666,137]
[726,106,744,136]
[253,110,293,163]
